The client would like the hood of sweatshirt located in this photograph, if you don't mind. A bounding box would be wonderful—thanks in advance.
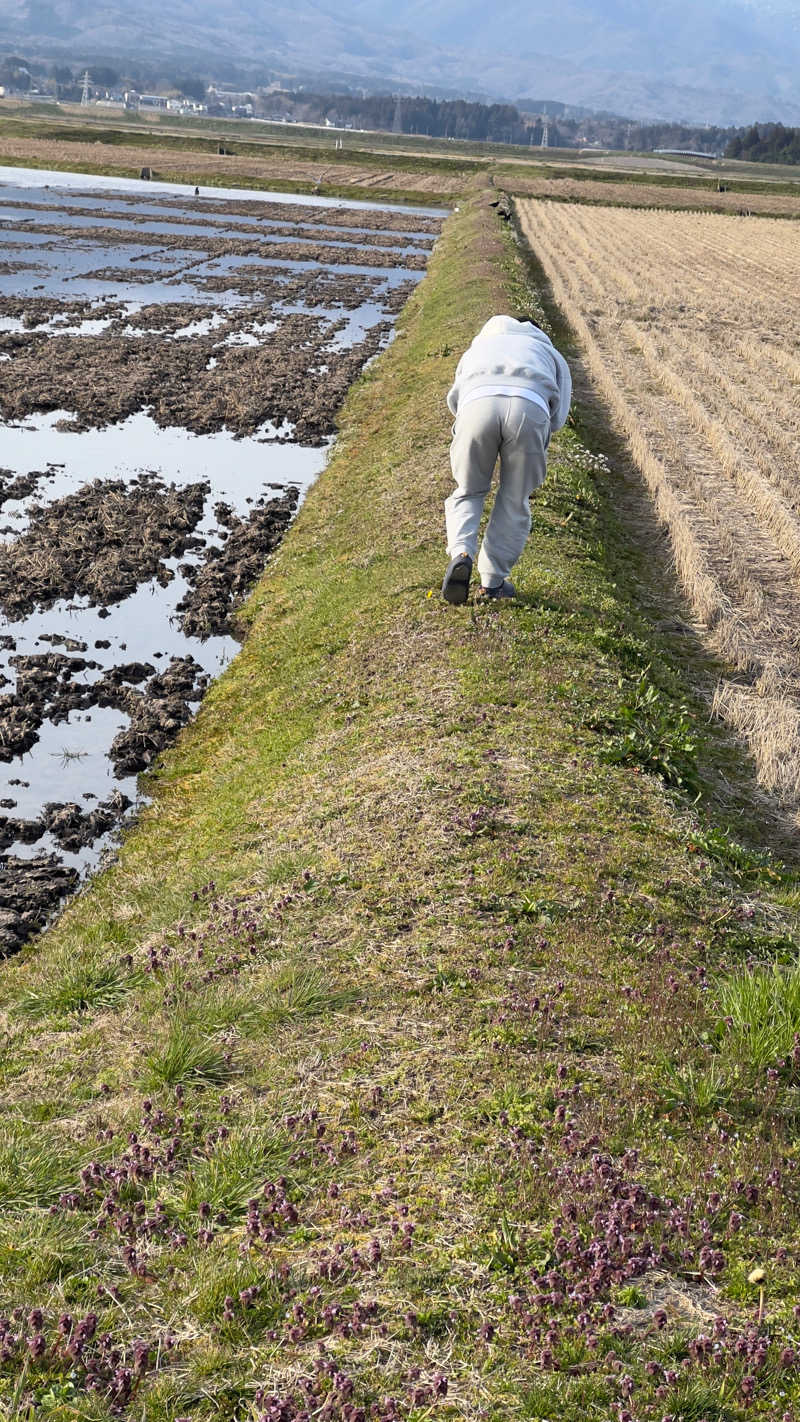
[475,315,553,345]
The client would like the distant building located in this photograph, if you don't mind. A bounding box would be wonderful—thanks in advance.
[138,94,169,111]
[208,86,255,108]
[166,98,206,112]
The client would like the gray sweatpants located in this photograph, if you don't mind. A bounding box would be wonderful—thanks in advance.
[445,395,550,588]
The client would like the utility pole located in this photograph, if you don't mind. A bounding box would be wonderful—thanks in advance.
[80,70,91,106]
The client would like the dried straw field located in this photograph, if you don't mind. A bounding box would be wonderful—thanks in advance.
[517,199,800,819]
[509,173,800,219]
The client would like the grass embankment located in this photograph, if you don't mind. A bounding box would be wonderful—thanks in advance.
[2,195,800,1420]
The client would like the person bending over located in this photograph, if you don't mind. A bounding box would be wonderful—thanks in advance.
[441,315,572,604]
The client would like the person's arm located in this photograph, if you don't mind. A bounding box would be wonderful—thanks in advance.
[446,352,467,415]
[550,348,573,431]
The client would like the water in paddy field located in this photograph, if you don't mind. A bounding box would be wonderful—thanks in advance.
[0,167,446,953]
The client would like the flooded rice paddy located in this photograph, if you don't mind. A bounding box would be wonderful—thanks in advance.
[0,168,445,952]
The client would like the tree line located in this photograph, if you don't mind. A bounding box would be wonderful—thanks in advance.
[725,123,800,164]
[278,91,531,143]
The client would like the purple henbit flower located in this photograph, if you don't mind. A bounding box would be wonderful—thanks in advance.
[27,1333,47,1359]
[76,1313,98,1342]
[133,1340,150,1375]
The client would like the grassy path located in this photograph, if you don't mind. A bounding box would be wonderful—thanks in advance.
[1,194,800,1421]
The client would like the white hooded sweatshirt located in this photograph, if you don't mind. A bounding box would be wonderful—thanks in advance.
[447,315,572,430]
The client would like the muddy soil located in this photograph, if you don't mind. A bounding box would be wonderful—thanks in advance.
[0,312,392,441]
[4,202,436,251]
[0,647,210,771]
[0,467,61,505]
[106,655,211,775]
[0,854,80,954]
[187,271,415,311]
[0,174,440,953]
[0,476,209,616]
[0,259,43,275]
[10,221,428,271]
[71,267,404,311]
[0,297,122,325]
[0,789,131,853]
[122,302,221,331]
[2,193,444,234]
[177,487,298,637]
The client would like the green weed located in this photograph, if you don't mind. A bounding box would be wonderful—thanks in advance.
[594,671,702,794]
[684,824,778,880]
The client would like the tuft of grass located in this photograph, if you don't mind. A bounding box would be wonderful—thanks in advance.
[164,1126,291,1222]
[656,1057,731,1118]
[0,1122,83,1210]
[258,962,358,1025]
[715,962,800,1069]
[0,1209,93,1288]
[520,1374,614,1418]
[15,955,141,1018]
[144,1019,233,1088]
[657,1375,740,1420]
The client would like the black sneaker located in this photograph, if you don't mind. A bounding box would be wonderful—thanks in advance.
[441,552,473,605]
[475,579,516,601]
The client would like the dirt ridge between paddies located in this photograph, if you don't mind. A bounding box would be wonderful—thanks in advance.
[1,191,800,1421]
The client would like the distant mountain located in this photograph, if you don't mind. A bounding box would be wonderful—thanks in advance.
[3,0,800,124]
